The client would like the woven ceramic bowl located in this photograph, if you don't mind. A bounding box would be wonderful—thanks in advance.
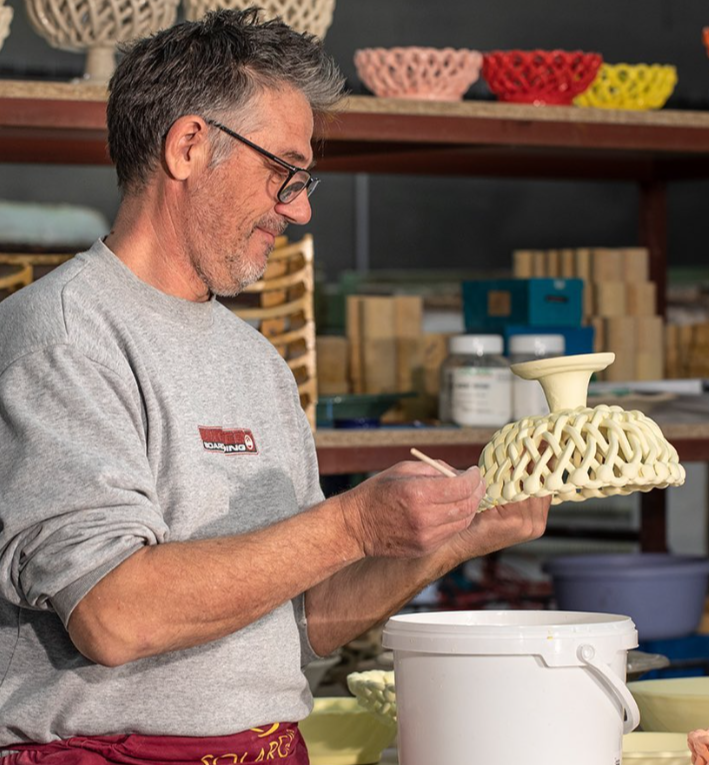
[354,47,483,101]
[347,670,397,725]
[184,0,336,38]
[0,0,13,51]
[24,0,179,82]
[482,49,603,105]
[575,63,677,110]
[629,678,709,732]
[623,733,691,765]
[299,697,397,765]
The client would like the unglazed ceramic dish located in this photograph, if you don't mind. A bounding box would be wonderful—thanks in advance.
[299,696,397,765]
[25,0,179,82]
[629,678,709,733]
[0,0,12,52]
[622,732,691,765]
[183,0,336,38]
[478,352,685,508]
[347,670,397,726]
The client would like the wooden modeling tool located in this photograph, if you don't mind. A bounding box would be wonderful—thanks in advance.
[410,448,457,477]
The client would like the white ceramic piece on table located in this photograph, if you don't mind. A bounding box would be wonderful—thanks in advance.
[299,697,398,765]
[622,732,692,765]
[183,0,336,39]
[0,0,13,52]
[24,0,179,83]
[478,352,686,509]
[346,670,397,725]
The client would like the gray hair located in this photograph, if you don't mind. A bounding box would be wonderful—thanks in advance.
[107,7,345,193]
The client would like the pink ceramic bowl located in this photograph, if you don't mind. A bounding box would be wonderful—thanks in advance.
[354,46,483,101]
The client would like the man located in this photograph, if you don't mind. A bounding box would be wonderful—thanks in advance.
[0,8,549,763]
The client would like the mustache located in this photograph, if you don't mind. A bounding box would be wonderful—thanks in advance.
[254,216,288,237]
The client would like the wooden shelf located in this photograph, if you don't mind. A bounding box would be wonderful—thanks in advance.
[2,79,706,551]
[315,420,709,475]
[4,81,709,180]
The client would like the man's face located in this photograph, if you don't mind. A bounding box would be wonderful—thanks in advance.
[185,86,315,297]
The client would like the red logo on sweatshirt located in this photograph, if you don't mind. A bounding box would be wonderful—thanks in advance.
[199,426,258,455]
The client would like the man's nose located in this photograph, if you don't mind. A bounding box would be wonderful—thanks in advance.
[276,192,312,225]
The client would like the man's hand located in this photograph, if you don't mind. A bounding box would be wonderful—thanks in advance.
[337,461,486,558]
[444,493,551,561]
[688,729,709,765]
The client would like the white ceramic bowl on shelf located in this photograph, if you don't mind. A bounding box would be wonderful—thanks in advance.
[0,0,13,52]
[24,0,179,83]
[183,0,336,39]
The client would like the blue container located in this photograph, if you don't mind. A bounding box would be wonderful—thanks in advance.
[544,554,709,641]
[462,278,584,331]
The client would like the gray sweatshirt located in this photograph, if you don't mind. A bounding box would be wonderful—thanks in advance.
[0,240,325,745]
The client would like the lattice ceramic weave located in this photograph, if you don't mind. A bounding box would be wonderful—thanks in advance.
[354,47,482,101]
[347,670,397,726]
[575,63,677,110]
[0,0,13,52]
[477,353,685,509]
[479,406,685,509]
[184,0,335,38]
[25,0,179,80]
[482,49,602,105]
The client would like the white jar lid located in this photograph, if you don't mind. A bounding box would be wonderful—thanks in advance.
[449,334,504,356]
[508,334,566,356]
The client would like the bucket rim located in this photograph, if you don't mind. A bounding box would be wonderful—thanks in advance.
[383,610,638,657]
[386,609,635,629]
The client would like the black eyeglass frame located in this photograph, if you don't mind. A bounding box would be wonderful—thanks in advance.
[206,118,320,204]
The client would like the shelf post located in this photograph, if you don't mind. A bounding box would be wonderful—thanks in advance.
[639,179,668,319]
[638,178,668,551]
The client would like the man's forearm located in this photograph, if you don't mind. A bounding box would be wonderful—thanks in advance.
[304,551,455,657]
[68,495,363,666]
[304,494,551,656]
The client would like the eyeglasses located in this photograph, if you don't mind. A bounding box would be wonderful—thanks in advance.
[206,119,320,204]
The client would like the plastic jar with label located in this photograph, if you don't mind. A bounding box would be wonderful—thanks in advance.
[508,334,566,420]
[439,335,511,427]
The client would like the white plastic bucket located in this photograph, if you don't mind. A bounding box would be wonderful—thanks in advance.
[382,610,640,765]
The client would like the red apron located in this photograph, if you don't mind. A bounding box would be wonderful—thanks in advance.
[1,724,309,765]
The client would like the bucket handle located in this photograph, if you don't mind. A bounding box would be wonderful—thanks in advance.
[577,645,640,735]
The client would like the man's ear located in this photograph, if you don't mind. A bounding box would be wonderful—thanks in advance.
[163,115,211,181]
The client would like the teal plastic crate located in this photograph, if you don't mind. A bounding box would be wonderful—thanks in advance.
[463,278,584,331]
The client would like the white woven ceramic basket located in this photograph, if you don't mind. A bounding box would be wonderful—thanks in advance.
[24,0,179,82]
[0,0,13,52]
[183,0,335,39]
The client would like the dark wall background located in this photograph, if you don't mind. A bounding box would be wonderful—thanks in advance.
[1,0,708,280]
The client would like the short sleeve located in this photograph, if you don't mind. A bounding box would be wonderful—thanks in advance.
[0,345,169,626]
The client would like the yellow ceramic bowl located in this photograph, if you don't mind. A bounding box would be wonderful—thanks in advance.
[575,63,677,110]
[623,732,691,765]
[629,677,709,732]
[299,697,397,765]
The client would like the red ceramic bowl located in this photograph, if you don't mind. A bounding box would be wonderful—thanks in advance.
[482,49,603,106]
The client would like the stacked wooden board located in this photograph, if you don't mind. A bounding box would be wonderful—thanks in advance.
[513,247,662,381]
